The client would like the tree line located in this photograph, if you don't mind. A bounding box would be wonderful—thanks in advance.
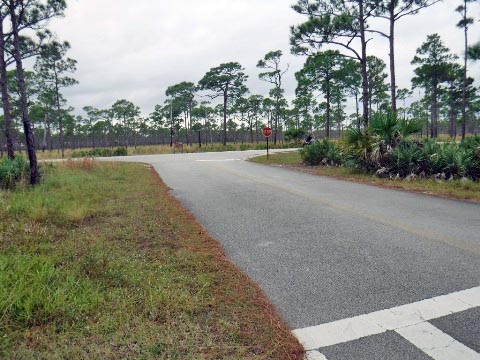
[1,0,478,186]
[0,0,73,185]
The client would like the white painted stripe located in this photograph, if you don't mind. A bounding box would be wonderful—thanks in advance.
[305,350,329,360]
[396,322,480,360]
[196,159,241,162]
[293,314,384,349]
[293,286,480,350]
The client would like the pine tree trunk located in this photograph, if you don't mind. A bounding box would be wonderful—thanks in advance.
[355,92,360,130]
[10,6,40,184]
[431,84,438,138]
[326,83,331,139]
[359,0,369,127]
[274,99,279,145]
[461,1,468,141]
[449,106,456,138]
[223,86,228,146]
[54,78,65,158]
[42,112,48,151]
[389,6,397,113]
[184,112,189,146]
[0,15,14,159]
[47,116,52,151]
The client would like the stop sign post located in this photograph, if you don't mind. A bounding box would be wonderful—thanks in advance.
[263,127,272,158]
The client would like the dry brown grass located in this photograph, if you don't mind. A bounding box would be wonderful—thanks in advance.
[64,157,96,170]
[0,162,303,359]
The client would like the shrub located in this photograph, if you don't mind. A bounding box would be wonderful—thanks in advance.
[71,147,128,158]
[344,128,375,171]
[300,139,343,166]
[113,147,128,156]
[0,156,29,189]
[387,143,425,177]
[437,144,476,179]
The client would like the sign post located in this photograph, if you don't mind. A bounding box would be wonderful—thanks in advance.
[262,127,272,159]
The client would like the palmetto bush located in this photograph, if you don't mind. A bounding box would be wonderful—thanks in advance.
[342,113,479,180]
[344,127,376,170]
[344,112,423,172]
[387,142,425,177]
[436,144,477,179]
[300,139,344,166]
[417,140,479,179]
[0,156,29,189]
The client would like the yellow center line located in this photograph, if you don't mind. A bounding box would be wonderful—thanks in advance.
[203,161,480,257]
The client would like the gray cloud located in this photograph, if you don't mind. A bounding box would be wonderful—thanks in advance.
[46,0,479,116]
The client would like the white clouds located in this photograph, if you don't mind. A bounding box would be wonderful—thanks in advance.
[46,0,480,116]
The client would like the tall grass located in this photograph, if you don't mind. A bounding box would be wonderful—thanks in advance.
[6,159,102,225]
[0,156,29,189]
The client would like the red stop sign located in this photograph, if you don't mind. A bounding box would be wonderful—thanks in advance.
[262,127,272,137]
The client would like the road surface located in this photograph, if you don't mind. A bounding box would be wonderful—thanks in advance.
[114,150,480,360]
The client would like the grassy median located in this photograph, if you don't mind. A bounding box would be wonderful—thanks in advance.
[250,151,480,203]
[0,159,303,359]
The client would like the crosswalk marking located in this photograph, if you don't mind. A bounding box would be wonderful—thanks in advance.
[305,350,329,360]
[396,322,480,360]
[293,286,480,351]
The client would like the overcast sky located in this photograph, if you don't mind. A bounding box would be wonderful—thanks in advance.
[47,0,480,116]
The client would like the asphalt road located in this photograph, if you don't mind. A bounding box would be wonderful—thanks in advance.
[114,150,480,359]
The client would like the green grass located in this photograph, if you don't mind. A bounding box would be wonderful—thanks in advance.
[0,159,303,359]
[0,254,102,327]
[250,151,480,202]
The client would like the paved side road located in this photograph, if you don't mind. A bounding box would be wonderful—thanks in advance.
[111,150,480,359]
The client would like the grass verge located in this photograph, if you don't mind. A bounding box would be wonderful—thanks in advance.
[0,159,303,359]
[250,151,480,203]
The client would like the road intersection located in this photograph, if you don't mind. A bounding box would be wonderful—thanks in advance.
[113,150,480,359]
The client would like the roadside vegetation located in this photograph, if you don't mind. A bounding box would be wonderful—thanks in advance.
[30,142,298,160]
[251,151,480,202]
[250,113,480,202]
[0,160,303,359]
[0,156,30,189]
[304,113,480,182]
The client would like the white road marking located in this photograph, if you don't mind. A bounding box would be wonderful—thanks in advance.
[196,159,241,162]
[293,285,480,350]
[396,322,480,360]
[305,350,329,360]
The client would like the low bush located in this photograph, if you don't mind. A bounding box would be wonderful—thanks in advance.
[296,116,480,182]
[71,147,127,158]
[0,156,29,189]
[387,142,425,177]
[372,141,479,180]
[300,139,344,166]
[113,147,128,156]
